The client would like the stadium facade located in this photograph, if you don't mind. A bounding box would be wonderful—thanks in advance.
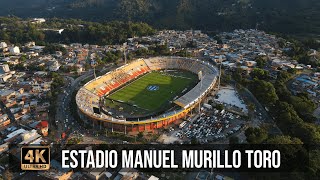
[76,57,219,133]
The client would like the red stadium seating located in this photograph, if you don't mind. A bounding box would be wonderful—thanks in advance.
[89,60,153,97]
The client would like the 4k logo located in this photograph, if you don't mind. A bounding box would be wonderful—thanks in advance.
[21,146,50,170]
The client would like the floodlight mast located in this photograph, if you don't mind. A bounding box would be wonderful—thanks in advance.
[123,42,127,65]
[218,55,222,90]
[91,59,97,79]
[198,70,203,114]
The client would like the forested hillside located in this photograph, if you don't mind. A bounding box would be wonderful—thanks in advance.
[0,0,320,37]
[0,17,155,45]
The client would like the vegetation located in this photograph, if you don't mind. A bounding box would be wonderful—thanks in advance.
[43,44,67,55]
[244,127,268,144]
[108,71,197,114]
[0,17,155,45]
[229,136,240,144]
[1,0,320,37]
[129,44,171,58]
[48,72,65,124]
[266,135,303,144]
[243,67,320,146]
[281,37,320,67]
[232,60,320,149]
[249,79,278,107]
[255,56,268,68]
[250,68,270,80]
[66,137,83,144]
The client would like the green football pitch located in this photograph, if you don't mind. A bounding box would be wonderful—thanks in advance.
[107,71,198,113]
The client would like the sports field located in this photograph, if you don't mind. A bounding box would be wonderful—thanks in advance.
[107,71,198,114]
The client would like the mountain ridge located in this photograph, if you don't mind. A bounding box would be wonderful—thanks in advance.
[0,0,319,37]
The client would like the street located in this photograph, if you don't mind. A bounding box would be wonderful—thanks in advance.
[53,64,121,144]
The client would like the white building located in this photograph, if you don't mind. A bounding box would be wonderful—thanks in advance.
[31,18,46,24]
[245,61,257,67]
[25,41,36,47]
[9,46,20,55]
[49,60,60,71]
[0,64,10,74]
[20,129,41,145]
[0,114,10,127]
[0,74,12,83]
[0,42,7,49]
[21,129,39,141]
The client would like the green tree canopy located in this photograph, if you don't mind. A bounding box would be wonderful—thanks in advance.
[245,127,268,144]
[250,68,270,80]
[249,79,278,107]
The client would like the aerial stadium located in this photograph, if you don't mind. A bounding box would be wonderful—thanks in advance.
[76,57,219,133]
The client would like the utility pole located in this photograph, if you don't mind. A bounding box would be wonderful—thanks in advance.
[218,56,222,90]
[91,59,97,79]
[123,42,127,65]
[198,70,203,114]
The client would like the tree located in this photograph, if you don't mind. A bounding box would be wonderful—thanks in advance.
[308,150,320,177]
[274,81,291,102]
[287,68,297,74]
[19,55,27,63]
[186,40,197,48]
[277,71,291,82]
[151,44,170,56]
[271,101,304,133]
[103,51,122,62]
[255,56,268,68]
[174,49,191,57]
[294,123,320,144]
[214,36,223,44]
[249,79,278,107]
[232,67,244,83]
[215,104,224,111]
[275,81,317,123]
[266,135,303,144]
[191,137,198,144]
[134,48,150,57]
[266,135,307,173]
[229,136,240,144]
[247,103,256,112]
[43,44,67,55]
[0,17,155,45]
[137,132,143,140]
[289,95,317,122]
[250,68,270,80]
[245,127,268,144]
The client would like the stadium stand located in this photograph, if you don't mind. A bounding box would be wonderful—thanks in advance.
[76,57,218,132]
[84,59,150,97]
[174,74,217,108]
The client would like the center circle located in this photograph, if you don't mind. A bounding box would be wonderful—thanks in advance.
[147,85,160,91]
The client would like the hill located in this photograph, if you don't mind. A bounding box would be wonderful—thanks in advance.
[0,0,320,37]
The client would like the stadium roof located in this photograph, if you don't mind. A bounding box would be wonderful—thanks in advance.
[76,57,219,124]
[174,74,217,109]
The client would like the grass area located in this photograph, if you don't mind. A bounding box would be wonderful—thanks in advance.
[107,70,197,114]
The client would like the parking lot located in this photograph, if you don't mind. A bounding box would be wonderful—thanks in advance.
[161,106,247,144]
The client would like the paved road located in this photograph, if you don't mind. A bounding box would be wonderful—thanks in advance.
[313,107,320,125]
[54,69,95,140]
[54,64,121,143]
[238,85,282,135]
